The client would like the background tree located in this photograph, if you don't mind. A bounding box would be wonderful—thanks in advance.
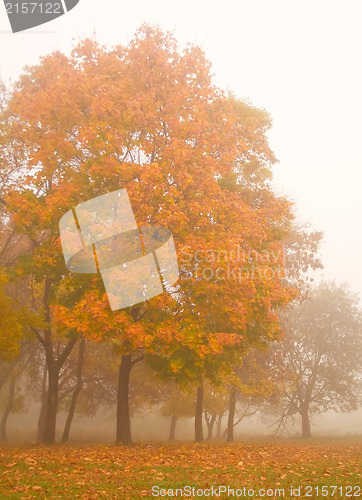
[270,282,362,438]
[225,347,281,442]
[202,382,229,440]
[283,223,323,295]
[160,382,195,440]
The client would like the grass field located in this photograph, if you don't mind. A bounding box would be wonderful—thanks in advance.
[0,440,361,499]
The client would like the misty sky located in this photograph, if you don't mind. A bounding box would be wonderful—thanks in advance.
[1,0,361,299]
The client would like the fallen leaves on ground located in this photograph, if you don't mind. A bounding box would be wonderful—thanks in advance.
[0,440,360,499]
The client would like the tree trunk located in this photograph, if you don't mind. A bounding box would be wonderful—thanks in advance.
[301,407,312,438]
[116,354,133,445]
[194,384,204,442]
[169,415,178,441]
[37,278,78,444]
[61,337,86,443]
[226,385,236,442]
[1,376,16,442]
[206,413,216,440]
[216,413,223,439]
[42,362,59,444]
[37,362,48,441]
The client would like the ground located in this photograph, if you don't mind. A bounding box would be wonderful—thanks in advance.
[0,440,361,499]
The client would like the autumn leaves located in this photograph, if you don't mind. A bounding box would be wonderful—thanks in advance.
[0,25,318,443]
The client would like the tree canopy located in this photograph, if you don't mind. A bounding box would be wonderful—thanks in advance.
[0,25,322,444]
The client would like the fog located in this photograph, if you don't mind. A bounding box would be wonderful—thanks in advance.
[0,1,361,447]
[5,407,362,444]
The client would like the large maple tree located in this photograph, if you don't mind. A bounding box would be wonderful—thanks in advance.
[1,25,297,443]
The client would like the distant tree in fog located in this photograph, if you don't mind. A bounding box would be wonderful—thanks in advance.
[271,282,362,438]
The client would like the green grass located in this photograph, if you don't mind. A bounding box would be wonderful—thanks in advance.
[0,440,360,499]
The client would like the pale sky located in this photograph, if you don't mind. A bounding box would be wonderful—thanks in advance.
[1,0,361,300]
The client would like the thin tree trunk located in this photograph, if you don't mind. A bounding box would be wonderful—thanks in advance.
[301,407,312,438]
[38,278,58,444]
[206,414,216,440]
[116,354,133,445]
[226,385,236,442]
[37,362,48,441]
[43,361,59,443]
[169,415,178,441]
[195,384,204,442]
[216,413,223,439]
[61,338,86,443]
[1,376,16,442]
[36,278,78,444]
